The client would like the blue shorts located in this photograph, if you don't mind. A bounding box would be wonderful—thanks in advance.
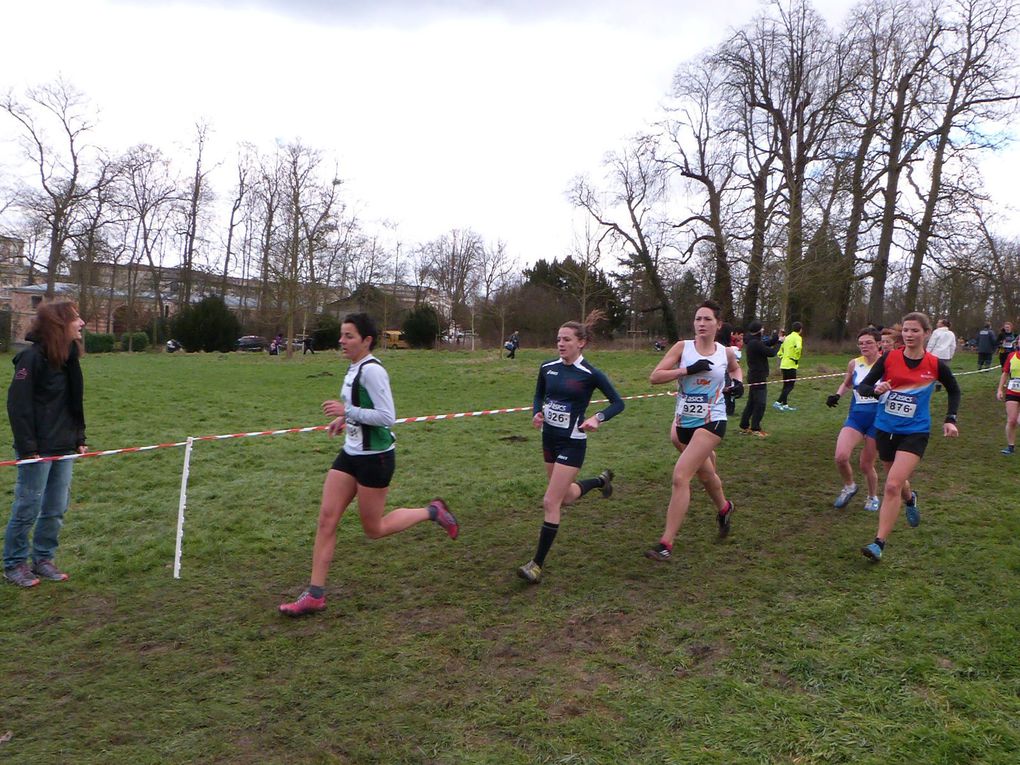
[542,431,587,468]
[844,407,878,439]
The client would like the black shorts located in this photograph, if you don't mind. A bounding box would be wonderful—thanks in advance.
[542,431,587,468]
[874,430,929,462]
[331,449,396,488]
[675,420,727,445]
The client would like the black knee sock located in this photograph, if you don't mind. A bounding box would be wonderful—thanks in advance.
[533,522,560,566]
[574,477,604,498]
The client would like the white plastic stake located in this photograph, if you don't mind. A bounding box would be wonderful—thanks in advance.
[173,436,194,579]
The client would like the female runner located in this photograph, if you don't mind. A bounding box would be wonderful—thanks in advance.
[856,313,960,562]
[517,314,623,584]
[645,300,742,561]
[279,313,459,615]
[996,344,1020,455]
[826,328,883,512]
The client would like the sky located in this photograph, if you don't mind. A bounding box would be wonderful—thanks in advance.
[2,0,1018,269]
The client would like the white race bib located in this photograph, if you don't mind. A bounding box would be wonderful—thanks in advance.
[884,391,917,418]
[679,393,709,419]
[853,390,878,405]
[543,401,571,429]
[1007,378,1020,393]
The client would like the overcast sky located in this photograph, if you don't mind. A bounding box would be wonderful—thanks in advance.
[2,0,1018,268]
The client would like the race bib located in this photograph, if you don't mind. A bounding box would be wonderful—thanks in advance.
[679,393,709,419]
[1007,378,1020,393]
[853,390,878,405]
[345,422,362,448]
[884,391,917,418]
[543,401,571,429]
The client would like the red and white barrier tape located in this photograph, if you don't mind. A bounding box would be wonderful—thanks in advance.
[1,366,997,468]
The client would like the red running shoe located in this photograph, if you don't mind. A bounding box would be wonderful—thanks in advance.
[429,498,459,539]
[278,590,326,617]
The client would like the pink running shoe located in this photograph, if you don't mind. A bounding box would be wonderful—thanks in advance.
[429,498,459,539]
[278,590,326,617]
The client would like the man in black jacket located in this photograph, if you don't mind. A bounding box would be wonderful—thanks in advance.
[738,320,779,437]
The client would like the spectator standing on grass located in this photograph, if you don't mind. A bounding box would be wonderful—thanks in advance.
[4,300,87,588]
[976,323,997,369]
[738,320,779,438]
[927,318,956,392]
[303,335,315,355]
[516,311,623,584]
[998,322,1017,369]
[505,329,520,359]
[773,321,803,412]
[278,312,459,617]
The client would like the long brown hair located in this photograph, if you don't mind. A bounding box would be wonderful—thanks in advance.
[30,299,83,368]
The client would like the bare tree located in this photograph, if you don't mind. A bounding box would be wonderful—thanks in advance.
[3,77,113,295]
[902,0,1020,308]
[178,121,215,307]
[661,56,740,319]
[571,135,680,342]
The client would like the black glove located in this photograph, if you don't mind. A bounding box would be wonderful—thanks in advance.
[826,393,841,408]
[685,359,713,375]
[726,380,744,399]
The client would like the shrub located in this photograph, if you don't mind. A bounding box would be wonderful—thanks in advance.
[402,304,441,349]
[172,296,241,353]
[311,313,340,351]
[84,333,115,354]
[120,332,149,352]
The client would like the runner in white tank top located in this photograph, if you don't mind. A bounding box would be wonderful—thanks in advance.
[646,300,744,561]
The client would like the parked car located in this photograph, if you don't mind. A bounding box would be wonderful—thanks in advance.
[236,335,269,351]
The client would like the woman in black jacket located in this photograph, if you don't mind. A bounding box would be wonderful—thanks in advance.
[4,300,86,587]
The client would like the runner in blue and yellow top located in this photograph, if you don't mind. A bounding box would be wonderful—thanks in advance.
[825,328,883,512]
[855,312,960,562]
[645,300,744,562]
[279,313,460,616]
[996,348,1020,455]
[516,312,624,584]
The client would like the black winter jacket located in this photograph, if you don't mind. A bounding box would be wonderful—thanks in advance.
[7,340,86,457]
[744,333,779,383]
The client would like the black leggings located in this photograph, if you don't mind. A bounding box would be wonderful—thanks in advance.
[777,369,797,404]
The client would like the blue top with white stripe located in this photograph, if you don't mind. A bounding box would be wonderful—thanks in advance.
[532,355,624,440]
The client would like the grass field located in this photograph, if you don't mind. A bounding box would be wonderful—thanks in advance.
[1,347,1018,764]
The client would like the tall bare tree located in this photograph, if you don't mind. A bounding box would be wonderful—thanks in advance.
[3,78,113,296]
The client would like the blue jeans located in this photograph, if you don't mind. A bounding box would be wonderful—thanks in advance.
[3,458,74,569]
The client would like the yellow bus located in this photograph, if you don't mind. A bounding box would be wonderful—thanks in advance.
[382,330,410,349]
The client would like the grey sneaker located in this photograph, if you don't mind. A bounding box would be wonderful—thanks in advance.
[31,559,69,581]
[863,496,881,512]
[517,560,542,583]
[4,562,40,588]
[834,484,859,509]
[598,468,614,498]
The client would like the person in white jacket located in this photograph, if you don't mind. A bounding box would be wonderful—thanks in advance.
[926,318,957,392]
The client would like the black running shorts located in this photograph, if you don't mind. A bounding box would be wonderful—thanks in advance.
[331,449,396,488]
[874,430,929,462]
[675,420,727,445]
[542,431,587,468]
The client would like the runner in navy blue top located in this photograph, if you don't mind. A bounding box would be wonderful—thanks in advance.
[517,314,624,583]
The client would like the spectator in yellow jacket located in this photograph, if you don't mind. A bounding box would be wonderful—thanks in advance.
[773,322,803,412]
